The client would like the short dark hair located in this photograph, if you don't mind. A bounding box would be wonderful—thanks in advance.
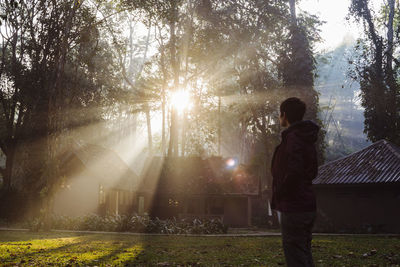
[280,97,306,124]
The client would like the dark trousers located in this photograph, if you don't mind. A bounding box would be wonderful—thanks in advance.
[280,211,316,267]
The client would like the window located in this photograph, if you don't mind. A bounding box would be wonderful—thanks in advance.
[99,185,106,204]
[168,198,179,207]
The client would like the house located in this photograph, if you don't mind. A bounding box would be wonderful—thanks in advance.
[53,148,261,227]
[313,140,400,233]
[53,144,139,216]
[136,156,259,227]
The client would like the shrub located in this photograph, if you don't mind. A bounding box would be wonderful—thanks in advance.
[47,214,228,234]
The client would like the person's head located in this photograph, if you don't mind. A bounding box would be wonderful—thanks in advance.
[279,97,306,127]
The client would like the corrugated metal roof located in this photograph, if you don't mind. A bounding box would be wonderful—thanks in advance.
[313,140,400,185]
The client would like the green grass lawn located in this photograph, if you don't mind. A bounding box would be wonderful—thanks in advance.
[0,230,399,266]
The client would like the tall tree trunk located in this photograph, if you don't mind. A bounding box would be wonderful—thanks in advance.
[181,110,186,156]
[44,0,82,230]
[0,139,16,191]
[145,104,153,151]
[168,3,180,157]
[135,19,152,80]
[386,0,397,134]
[0,7,25,193]
[161,87,166,155]
[289,0,297,25]
[157,26,168,156]
[218,95,221,155]
[180,4,193,157]
[386,0,395,72]
[4,140,16,190]
[128,20,137,146]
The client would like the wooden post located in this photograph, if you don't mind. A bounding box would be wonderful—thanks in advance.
[116,191,119,215]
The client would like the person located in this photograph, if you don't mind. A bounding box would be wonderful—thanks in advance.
[270,97,319,267]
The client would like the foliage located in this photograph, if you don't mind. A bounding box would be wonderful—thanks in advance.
[31,214,228,234]
[0,0,126,218]
[1,231,400,266]
[0,0,326,222]
[315,42,371,162]
[278,1,326,164]
[348,0,400,145]
[122,0,325,161]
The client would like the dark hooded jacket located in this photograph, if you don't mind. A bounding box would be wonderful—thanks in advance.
[271,120,319,212]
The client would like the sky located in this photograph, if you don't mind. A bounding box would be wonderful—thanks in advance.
[130,0,380,53]
[298,0,363,51]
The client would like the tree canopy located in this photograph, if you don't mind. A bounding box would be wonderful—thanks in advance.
[0,0,325,221]
[349,0,400,145]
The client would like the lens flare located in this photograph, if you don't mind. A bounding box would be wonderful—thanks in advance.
[226,158,236,167]
[170,90,191,113]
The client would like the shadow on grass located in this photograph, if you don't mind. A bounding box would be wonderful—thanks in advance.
[88,242,143,265]
[0,233,145,265]
[0,230,82,242]
[23,233,145,265]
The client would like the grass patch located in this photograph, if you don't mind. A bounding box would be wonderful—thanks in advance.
[0,230,399,266]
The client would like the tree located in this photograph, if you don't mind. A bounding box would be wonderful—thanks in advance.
[278,0,326,162]
[0,0,28,191]
[0,0,326,222]
[0,0,126,220]
[127,0,324,160]
[349,0,400,145]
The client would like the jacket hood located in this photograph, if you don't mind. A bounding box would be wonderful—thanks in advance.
[282,120,320,144]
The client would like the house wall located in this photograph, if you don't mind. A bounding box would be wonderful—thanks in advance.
[148,194,184,219]
[102,189,135,216]
[223,197,249,227]
[53,173,99,216]
[139,194,252,227]
[314,184,400,233]
[251,193,279,228]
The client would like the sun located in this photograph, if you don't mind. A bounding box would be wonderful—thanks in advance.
[170,90,191,113]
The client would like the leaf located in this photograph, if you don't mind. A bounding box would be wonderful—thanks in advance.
[156,262,170,266]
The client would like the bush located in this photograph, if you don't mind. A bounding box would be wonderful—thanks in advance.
[47,214,228,234]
